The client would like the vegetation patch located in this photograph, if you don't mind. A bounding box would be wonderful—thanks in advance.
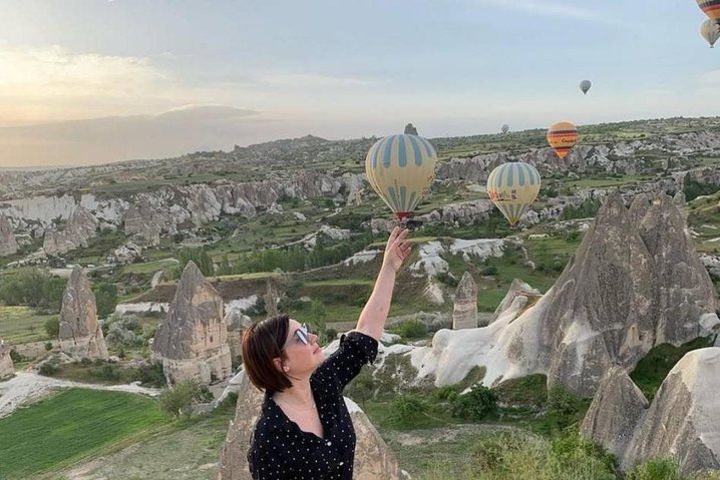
[0,389,168,479]
[630,335,715,401]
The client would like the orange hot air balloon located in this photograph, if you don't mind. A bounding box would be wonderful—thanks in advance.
[547,121,578,159]
[697,0,720,23]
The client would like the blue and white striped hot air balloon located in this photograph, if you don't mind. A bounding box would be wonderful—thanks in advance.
[486,162,541,226]
[365,133,437,220]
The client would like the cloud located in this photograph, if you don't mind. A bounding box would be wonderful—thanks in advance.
[472,0,629,26]
[259,73,382,89]
[0,105,269,167]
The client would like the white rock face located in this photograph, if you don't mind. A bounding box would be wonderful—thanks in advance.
[621,348,720,474]
[343,249,380,266]
[0,340,14,380]
[448,238,505,261]
[0,214,18,257]
[409,241,449,277]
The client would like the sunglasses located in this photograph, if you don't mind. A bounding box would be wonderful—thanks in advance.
[286,323,312,348]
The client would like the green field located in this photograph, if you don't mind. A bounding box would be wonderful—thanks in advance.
[0,305,56,344]
[0,389,169,479]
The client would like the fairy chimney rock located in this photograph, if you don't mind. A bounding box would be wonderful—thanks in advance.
[0,215,18,257]
[452,272,478,329]
[0,339,14,379]
[58,268,109,359]
[152,261,232,385]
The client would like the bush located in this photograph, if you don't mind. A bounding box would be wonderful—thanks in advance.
[481,265,499,276]
[92,282,118,319]
[627,457,681,480]
[388,394,428,427]
[44,342,53,351]
[39,361,59,376]
[176,248,215,277]
[158,379,208,418]
[451,384,498,421]
[9,349,25,363]
[44,317,60,338]
[391,320,427,340]
[0,268,66,313]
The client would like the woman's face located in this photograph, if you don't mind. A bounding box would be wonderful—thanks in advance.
[282,319,325,376]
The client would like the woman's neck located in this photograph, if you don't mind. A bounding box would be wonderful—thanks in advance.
[274,379,314,407]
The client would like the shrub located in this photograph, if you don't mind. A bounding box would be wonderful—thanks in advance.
[92,282,118,319]
[39,361,59,376]
[44,317,60,338]
[44,342,53,351]
[133,362,166,387]
[158,379,208,418]
[451,384,498,421]
[0,268,65,313]
[627,457,681,480]
[481,265,499,276]
[391,320,427,340]
[9,349,25,363]
[388,394,428,427]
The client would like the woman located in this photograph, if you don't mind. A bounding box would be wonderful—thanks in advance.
[242,227,412,480]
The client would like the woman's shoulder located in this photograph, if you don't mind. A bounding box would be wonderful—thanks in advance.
[251,396,286,442]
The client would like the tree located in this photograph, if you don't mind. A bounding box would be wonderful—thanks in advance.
[44,317,60,338]
[92,282,118,319]
[158,379,211,418]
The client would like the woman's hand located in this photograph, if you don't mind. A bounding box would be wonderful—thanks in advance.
[381,227,412,273]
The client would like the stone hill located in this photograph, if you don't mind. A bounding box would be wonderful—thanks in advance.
[58,268,109,359]
[583,348,720,475]
[152,261,232,385]
[409,192,719,396]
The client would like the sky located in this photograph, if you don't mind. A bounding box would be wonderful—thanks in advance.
[0,0,718,167]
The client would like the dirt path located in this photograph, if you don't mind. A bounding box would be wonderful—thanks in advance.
[0,371,161,418]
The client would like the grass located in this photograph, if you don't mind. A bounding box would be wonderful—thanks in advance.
[0,305,55,344]
[0,388,169,479]
[629,335,716,402]
[121,258,179,275]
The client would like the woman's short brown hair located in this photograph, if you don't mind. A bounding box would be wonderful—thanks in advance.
[242,314,292,392]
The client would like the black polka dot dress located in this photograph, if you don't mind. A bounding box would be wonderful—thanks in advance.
[248,331,378,480]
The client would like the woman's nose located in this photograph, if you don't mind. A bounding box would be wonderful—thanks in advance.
[310,333,319,344]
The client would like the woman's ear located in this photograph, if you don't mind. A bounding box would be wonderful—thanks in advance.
[273,357,289,373]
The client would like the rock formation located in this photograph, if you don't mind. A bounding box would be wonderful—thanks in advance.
[410,192,719,396]
[627,193,651,225]
[638,194,717,345]
[217,370,405,480]
[491,279,540,324]
[0,339,14,379]
[404,123,418,135]
[123,202,162,246]
[0,214,18,257]
[622,348,720,474]
[43,206,98,256]
[452,272,478,329]
[584,348,720,475]
[580,366,648,459]
[58,268,109,359]
[152,261,232,385]
[224,309,252,362]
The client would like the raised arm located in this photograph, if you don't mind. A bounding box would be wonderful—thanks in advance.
[355,227,412,340]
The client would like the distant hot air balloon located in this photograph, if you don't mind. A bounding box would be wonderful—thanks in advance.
[697,0,720,23]
[547,121,579,159]
[487,162,541,226]
[701,19,720,47]
[579,80,592,95]
[365,133,437,220]
[501,124,510,134]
